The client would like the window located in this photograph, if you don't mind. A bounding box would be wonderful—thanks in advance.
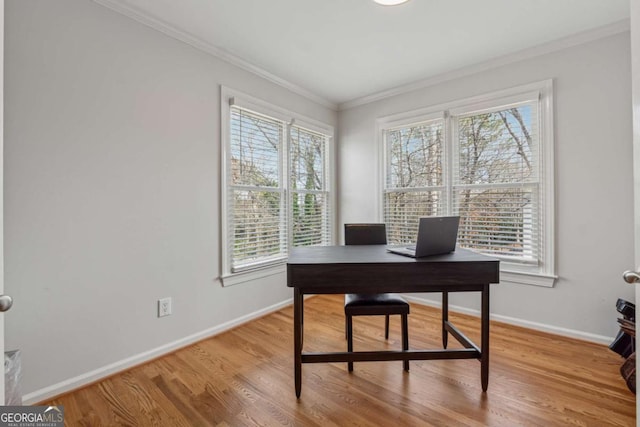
[452,99,540,264]
[384,113,446,243]
[228,107,286,272]
[289,125,331,247]
[380,81,555,286]
[221,88,333,284]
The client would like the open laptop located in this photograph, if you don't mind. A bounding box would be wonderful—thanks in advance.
[387,216,460,258]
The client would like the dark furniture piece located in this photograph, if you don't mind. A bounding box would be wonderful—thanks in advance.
[610,298,635,358]
[287,245,499,398]
[610,298,636,393]
[344,223,409,372]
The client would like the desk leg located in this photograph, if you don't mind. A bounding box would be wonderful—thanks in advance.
[481,284,490,392]
[442,291,449,349]
[294,288,303,398]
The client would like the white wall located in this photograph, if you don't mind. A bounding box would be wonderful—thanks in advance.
[4,0,336,400]
[338,32,635,341]
[5,0,633,403]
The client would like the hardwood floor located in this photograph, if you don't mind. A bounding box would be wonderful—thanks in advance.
[43,295,635,426]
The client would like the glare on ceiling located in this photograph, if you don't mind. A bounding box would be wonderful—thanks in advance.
[373,0,411,5]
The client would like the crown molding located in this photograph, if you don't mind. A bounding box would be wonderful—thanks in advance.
[339,19,631,111]
[90,0,629,113]
[92,0,337,110]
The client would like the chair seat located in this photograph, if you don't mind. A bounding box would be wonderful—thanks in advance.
[345,293,409,316]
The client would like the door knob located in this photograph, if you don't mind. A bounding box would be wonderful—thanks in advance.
[0,295,12,312]
[623,270,640,284]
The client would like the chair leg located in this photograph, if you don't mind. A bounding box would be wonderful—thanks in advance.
[402,313,409,371]
[345,315,347,340]
[385,315,390,339]
[347,314,354,372]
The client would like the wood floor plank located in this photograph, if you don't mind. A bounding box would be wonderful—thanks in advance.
[41,295,635,426]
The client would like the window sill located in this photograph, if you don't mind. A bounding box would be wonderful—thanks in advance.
[221,263,286,287]
[500,269,557,288]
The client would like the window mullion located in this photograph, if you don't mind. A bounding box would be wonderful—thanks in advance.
[445,110,453,216]
[283,121,291,254]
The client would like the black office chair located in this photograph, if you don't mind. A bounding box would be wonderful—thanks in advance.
[344,223,409,372]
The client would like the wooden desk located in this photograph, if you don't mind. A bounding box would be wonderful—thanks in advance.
[287,245,500,398]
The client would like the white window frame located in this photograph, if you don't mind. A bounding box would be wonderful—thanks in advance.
[220,86,335,286]
[377,80,556,287]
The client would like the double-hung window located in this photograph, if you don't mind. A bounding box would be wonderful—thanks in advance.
[289,125,332,247]
[380,81,555,286]
[221,88,333,284]
[383,113,446,243]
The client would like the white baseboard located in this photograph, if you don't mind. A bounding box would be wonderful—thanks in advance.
[23,294,615,404]
[404,295,615,345]
[22,298,294,405]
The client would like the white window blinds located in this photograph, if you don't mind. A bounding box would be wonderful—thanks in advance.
[383,118,445,243]
[228,107,287,272]
[452,100,541,264]
[290,125,332,248]
[224,95,333,277]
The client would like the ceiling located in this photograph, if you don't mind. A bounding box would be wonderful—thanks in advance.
[97,0,630,107]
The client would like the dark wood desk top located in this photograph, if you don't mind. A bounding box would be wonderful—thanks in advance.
[287,246,499,293]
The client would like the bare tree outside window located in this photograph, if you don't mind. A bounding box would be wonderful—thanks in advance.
[229,109,285,269]
[383,101,540,264]
[227,106,332,272]
[290,127,330,247]
[384,120,444,243]
[454,104,539,262]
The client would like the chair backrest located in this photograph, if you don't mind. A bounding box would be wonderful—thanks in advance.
[344,223,387,245]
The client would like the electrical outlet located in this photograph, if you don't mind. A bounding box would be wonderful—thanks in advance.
[158,297,172,317]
